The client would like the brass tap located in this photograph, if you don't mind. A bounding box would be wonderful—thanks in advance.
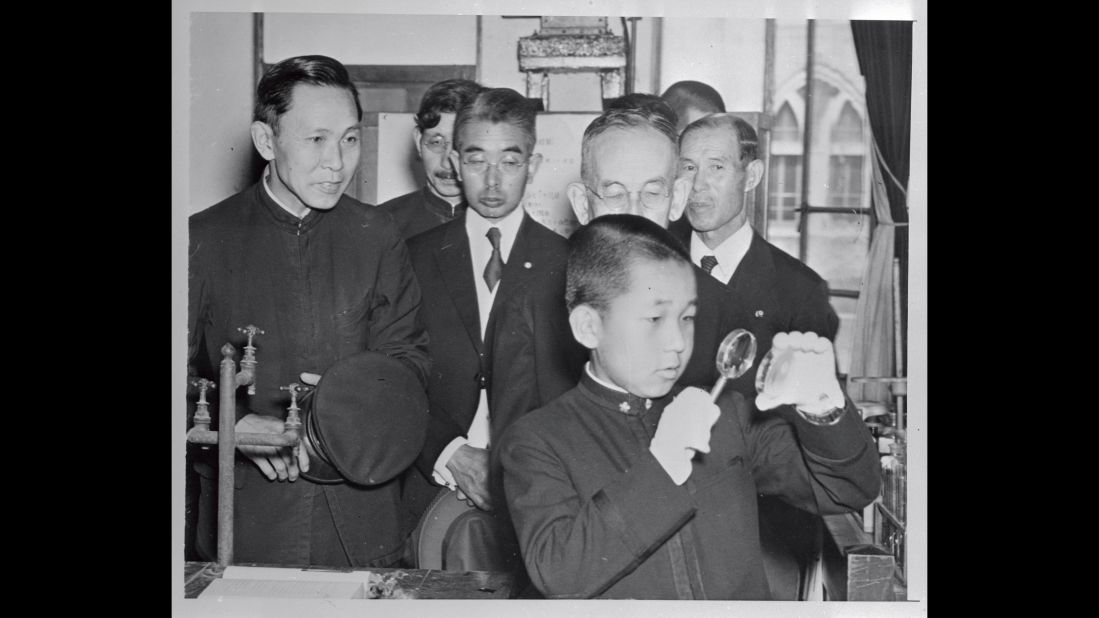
[237,325,264,395]
[190,377,216,431]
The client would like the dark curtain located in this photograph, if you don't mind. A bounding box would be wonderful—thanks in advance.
[851,20,912,370]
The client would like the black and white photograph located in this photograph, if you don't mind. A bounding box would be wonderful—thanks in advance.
[172,0,926,615]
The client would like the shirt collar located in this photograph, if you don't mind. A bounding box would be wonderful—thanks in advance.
[690,223,754,284]
[464,204,525,262]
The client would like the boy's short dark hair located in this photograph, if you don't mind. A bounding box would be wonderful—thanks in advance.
[453,88,538,152]
[566,214,692,314]
[254,55,362,133]
[415,79,485,131]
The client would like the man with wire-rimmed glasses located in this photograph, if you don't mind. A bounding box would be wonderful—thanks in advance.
[380,79,484,239]
[398,88,570,575]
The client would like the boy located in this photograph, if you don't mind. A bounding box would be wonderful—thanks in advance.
[498,215,881,599]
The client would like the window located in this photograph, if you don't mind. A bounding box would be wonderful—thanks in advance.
[768,103,802,227]
[765,20,874,375]
[769,155,802,223]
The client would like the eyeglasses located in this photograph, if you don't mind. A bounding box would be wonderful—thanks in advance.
[585,182,671,210]
[421,134,451,154]
[460,155,530,177]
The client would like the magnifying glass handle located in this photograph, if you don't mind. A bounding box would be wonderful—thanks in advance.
[710,376,728,403]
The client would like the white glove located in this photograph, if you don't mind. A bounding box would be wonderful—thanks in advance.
[755,332,844,415]
[649,387,720,485]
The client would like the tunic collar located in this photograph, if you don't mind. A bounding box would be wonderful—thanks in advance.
[255,175,324,234]
[422,185,467,221]
[578,364,674,417]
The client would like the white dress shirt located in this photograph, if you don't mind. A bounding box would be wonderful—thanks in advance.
[690,223,754,285]
[432,205,526,488]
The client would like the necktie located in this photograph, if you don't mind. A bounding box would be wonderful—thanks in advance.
[700,255,719,276]
[484,227,504,292]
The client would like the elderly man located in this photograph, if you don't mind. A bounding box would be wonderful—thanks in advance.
[379,79,484,239]
[674,112,841,599]
[400,88,569,571]
[188,55,431,568]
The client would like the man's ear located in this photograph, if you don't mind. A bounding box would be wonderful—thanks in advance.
[448,149,462,182]
[412,127,424,161]
[669,176,691,222]
[250,121,276,162]
[568,304,602,350]
[744,159,764,193]
[525,153,544,184]
[567,182,592,225]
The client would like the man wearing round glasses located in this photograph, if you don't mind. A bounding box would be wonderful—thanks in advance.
[380,79,484,239]
[400,88,569,573]
[490,106,760,438]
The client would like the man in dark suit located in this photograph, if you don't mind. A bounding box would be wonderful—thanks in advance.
[401,88,569,570]
[672,113,838,393]
[379,79,484,239]
[673,112,840,600]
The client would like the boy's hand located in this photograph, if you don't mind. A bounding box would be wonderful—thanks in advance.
[755,332,845,414]
[650,387,720,485]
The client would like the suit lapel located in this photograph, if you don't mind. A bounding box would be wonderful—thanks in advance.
[486,213,555,337]
[434,220,484,353]
[727,232,778,325]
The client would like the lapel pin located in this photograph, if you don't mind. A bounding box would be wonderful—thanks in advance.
[524,261,532,269]
[755,310,764,318]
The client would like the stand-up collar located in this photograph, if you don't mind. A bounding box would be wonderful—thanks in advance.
[577,364,675,417]
[255,180,325,234]
[422,186,467,221]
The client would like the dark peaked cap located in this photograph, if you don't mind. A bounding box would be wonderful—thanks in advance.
[302,351,428,486]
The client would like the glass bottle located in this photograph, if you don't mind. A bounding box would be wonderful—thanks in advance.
[880,441,906,524]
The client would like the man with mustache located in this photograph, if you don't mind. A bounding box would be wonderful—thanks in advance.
[380,79,485,239]
[399,88,568,571]
[188,55,431,567]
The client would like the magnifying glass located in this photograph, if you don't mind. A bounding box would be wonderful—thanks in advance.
[709,329,758,402]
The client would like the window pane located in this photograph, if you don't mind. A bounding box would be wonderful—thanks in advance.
[806,212,870,292]
[830,295,858,376]
[768,155,802,227]
[827,155,863,208]
[773,102,799,142]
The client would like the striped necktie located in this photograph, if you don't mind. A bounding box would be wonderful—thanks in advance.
[700,255,719,276]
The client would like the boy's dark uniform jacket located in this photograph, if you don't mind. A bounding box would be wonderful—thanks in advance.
[401,212,569,537]
[188,182,431,567]
[499,372,880,599]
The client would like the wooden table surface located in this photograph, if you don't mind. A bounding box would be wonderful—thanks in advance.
[184,561,514,600]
